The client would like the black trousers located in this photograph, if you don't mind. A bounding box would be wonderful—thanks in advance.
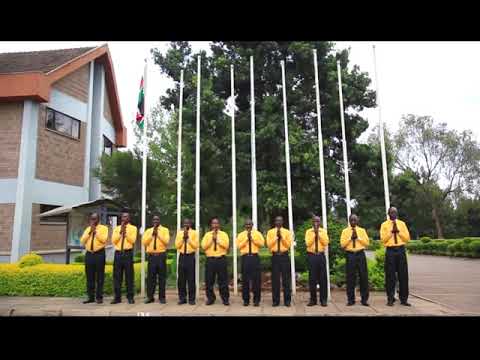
[205,256,230,302]
[307,252,328,303]
[241,254,261,304]
[178,253,196,302]
[113,250,134,300]
[345,250,369,303]
[147,252,167,300]
[85,249,105,300]
[271,253,291,304]
[385,246,409,302]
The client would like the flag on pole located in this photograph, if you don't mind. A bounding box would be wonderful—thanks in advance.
[136,77,145,130]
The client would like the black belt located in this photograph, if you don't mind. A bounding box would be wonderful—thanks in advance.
[87,248,105,254]
[116,249,132,254]
[207,255,225,259]
[272,251,288,256]
[307,251,325,256]
[387,245,405,251]
[180,252,195,256]
[242,253,258,257]
[346,249,365,254]
[148,252,166,256]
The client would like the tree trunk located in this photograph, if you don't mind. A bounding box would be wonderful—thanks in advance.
[432,206,444,239]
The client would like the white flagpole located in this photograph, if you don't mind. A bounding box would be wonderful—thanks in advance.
[230,65,238,295]
[176,70,184,283]
[140,58,148,298]
[372,45,390,218]
[281,60,296,297]
[195,55,201,298]
[337,60,351,221]
[313,49,331,301]
[250,56,258,229]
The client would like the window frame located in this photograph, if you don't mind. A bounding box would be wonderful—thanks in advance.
[45,107,81,140]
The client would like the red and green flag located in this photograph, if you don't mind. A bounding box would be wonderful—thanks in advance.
[136,77,145,130]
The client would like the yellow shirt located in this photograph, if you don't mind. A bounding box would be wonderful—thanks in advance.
[142,226,170,253]
[305,227,329,253]
[201,230,229,257]
[266,227,292,253]
[111,223,138,251]
[236,230,265,255]
[80,224,109,253]
[380,219,411,247]
[175,229,199,254]
[340,226,369,252]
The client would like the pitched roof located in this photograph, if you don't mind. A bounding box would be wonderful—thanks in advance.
[0,44,127,147]
[0,47,96,74]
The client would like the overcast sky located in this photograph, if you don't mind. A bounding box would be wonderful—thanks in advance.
[1,41,478,148]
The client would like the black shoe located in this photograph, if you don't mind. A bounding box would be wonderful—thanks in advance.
[96,299,103,304]
[159,298,166,304]
[83,298,95,304]
[393,298,397,303]
[346,301,355,306]
[253,302,260,307]
[206,299,215,306]
[178,300,187,305]
[272,302,280,307]
[188,300,196,305]
[243,302,249,306]
[128,298,135,304]
[307,300,317,306]
[387,300,394,306]
[320,301,328,307]
[285,302,291,307]
[110,298,121,304]
[400,301,411,306]
[144,298,154,304]
[223,300,230,306]
[361,301,370,307]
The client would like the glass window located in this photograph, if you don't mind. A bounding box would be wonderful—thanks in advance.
[103,136,113,156]
[45,108,81,139]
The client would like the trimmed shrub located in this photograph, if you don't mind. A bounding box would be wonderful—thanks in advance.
[420,237,432,244]
[18,253,44,268]
[468,240,480,256]
[73,253,85,263]
[368,240,381,251]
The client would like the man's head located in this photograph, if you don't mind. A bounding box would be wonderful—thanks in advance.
[121,212,130,224]
[210,217,220,231]
[274,216,283,228]
[183,218,192,229]
[388,207,398,220]
[312,215,321,229]
[349,214,359,227]
[152,215,160,227]
[89,213,99,226]
[245,219,253,231]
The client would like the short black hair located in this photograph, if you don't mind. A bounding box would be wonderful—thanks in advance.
[209,216,220,225]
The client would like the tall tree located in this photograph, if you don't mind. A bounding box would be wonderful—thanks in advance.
[393,114,480,238]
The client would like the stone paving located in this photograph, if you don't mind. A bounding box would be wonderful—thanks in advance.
[0,289,476,316]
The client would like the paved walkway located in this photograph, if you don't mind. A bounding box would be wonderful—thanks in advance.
[0,289,473,316]
[408,254,480,314]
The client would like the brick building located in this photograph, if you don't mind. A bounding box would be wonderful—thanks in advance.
[0,45,127,262]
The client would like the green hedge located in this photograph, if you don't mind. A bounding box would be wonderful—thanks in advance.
[407,237,480,258]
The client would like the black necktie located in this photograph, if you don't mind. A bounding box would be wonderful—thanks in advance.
[393,221,398,244]
[184,230,188,254]
[314,229,319,253]
[90,227,95,251]
[213,232,217,251]
[248,231,252,255]
[120,226,126,251]
[277,229,281,253]
[153,228,157,250]
[352,227,356,249]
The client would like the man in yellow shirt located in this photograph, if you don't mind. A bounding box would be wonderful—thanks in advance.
[111,212,138,304]
[236,219,265,307]
[80,213,109,304]
[175,218,199,305]
[380,206,411,307]
[266,216,292,307]
[340,214,369,306]
[201,217,230,306]
[142,215,170,304]
[305,215,329,307]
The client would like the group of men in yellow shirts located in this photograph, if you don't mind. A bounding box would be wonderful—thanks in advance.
[80,206,411,308]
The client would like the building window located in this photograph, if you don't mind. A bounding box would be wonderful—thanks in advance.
[46,108,80,139]
[103,136,113,156]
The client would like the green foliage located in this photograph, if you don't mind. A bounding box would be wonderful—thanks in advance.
[326,218,347,272]
[420,237,432,243]
[0,263,144,297]
[368,240,381,251]
[18,253,44,268]
[73,254,85,263]
[407,237,480,258]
